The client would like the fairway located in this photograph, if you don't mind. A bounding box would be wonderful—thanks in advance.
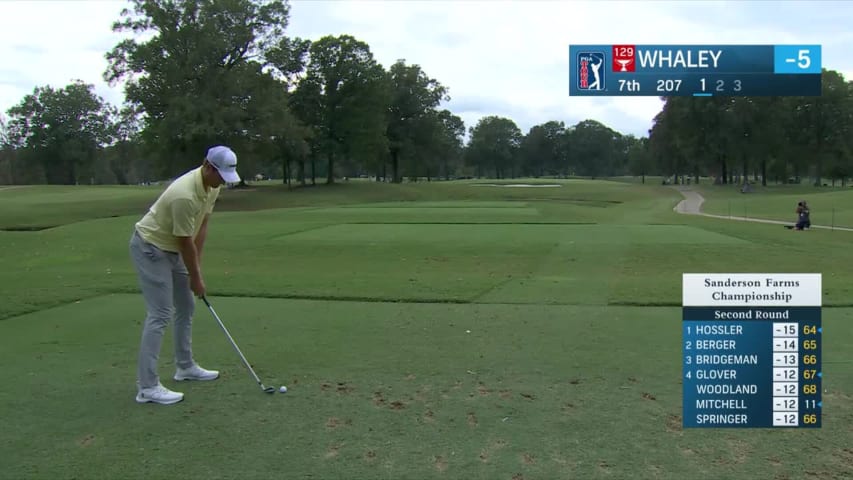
[2,180,852,479]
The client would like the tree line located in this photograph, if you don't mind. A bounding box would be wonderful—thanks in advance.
[1,0,851,187]
[648,69,853,186]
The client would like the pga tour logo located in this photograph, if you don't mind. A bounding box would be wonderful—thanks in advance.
[577,51,605,91]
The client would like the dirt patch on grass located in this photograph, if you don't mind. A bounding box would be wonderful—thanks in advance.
[522,453,535,465]
[325,444,341,459]
[415,385,432,402]
[520,392,536,400]
[467,412,478,427]
[365,450,377,462]
[405,374,416,380]
[512,474,525,480]
[389,400,406,410]
[642,392,656,401]
[839,448,853,467]
[666,414,682,433]
[480,439,507,463]
[321,381,354,394]
[326,417,352,429]
[423,409,435,423]
[373,391,386,406]
[728,439,749,464]
[78,434,95,447]
[499,389,512,399]
[434,455,448,472]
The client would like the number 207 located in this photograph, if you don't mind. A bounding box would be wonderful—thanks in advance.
[657,79,681,92]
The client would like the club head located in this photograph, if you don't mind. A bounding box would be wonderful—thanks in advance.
[262,386,276,394]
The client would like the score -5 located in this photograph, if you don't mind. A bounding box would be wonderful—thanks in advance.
[700,78,742,93]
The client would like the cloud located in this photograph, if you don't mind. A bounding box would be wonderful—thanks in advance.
[287,0,853,137]
[1,0,851,140]
[0,1,127,109]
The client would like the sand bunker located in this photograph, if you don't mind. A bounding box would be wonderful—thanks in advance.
[472,183,562,188]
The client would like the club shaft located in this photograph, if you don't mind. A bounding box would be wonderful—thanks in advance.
[202,297,265,388]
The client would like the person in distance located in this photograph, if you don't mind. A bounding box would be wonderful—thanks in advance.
[794,201,810,231]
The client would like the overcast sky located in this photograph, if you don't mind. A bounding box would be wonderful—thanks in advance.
[1,0,851,139]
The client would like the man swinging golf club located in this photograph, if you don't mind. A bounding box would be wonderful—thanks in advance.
[129,145,240,405]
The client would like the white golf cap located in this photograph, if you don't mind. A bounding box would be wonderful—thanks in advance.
[206,145,241,184]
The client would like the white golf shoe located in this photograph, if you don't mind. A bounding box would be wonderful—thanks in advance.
[174,364,220,381]
[136,384,184,405]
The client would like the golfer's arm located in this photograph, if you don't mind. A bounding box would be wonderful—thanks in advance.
[195,214,210,260]
[177,236,202,281]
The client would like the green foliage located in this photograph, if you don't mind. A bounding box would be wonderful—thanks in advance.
[293,35,391,183]
[386,59,450,182]
[466,116,523,178]
[104,0,296,178]
[649,69,853,185]
[3,1,852,187]
[5,81,115,185]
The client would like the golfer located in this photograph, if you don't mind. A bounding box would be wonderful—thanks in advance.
[129,146,240,404]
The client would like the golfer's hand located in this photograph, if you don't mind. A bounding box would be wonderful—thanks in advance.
[190,276,206,298]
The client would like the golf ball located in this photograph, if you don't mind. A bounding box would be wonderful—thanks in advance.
[279,385,288,393]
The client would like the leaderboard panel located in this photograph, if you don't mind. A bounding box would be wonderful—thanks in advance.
[569,44,822,97]
[682,274,822,428]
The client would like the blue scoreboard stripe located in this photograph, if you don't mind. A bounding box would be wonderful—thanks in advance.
[774,45,822,74]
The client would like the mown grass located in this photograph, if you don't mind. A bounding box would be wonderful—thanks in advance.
[696,182,853,228]
[1,178,851,480]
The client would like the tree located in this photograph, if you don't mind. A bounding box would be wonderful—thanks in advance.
[433,109,465,180]
[104,0,295,178]
[386,59,449,182]
[104,106,145,184]
[800,70,850,185]
[294,34,390,184]
[466,116,522,178]
[6,81,115,185]
[627,136,651,182]
[570,120,618,179]
[519,121,566,177]
[0,114,13,184]
[646,69,853,187]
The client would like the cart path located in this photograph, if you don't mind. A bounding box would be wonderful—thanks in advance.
[672,186,853,232]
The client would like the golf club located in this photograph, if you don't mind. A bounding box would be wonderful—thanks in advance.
[201,296,277,394]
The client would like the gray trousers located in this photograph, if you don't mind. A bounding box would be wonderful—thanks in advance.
[129,229,196,389]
